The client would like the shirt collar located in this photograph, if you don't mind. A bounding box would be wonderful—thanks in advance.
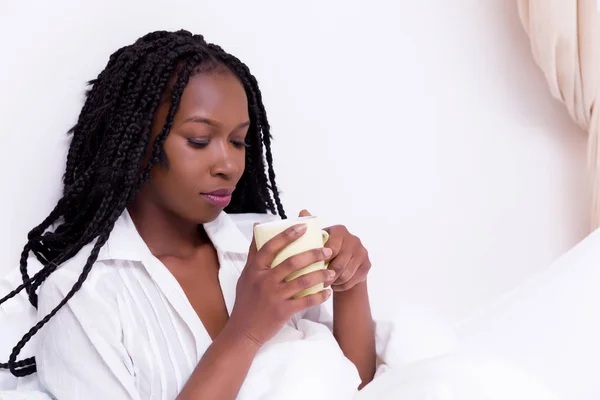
[97,209,250,262]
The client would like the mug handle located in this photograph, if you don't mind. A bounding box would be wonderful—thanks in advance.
[322,230,330,269]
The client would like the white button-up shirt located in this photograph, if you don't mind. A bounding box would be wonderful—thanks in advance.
[35,210,361,400]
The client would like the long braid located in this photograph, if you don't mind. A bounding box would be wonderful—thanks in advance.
[207,44,286,218]
[140,53,207,182]
[7,231,112,376]
[227,59,286,218]
[1,30,286,376]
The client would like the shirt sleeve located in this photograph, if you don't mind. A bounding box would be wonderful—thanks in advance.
[36,266,141,400]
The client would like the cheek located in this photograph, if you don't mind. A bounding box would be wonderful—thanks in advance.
[237,151,246,176]
[155,138,207,189]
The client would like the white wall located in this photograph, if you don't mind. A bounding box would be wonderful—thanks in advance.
[0,0,588,326]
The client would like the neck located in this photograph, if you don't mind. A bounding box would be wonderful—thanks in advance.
[127,198,209,259]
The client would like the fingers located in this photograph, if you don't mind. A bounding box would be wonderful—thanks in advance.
[289,288,332,313]
[331,255,358,286]
[299,209,312,218]
[331,269,368,291]
[332,259,371,292]
[279,268,336,299]
[328,251,353,284]
[272,247,333,282]
[322,225,344,256]
[254,224,307,268]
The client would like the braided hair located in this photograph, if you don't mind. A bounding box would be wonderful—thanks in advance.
[0,30,286,377]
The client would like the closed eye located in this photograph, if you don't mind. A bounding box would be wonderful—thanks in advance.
[187,139,210,148]
[187,139,249,149]
[231,140,250,149]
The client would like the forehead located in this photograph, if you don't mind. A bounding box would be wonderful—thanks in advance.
[175,70,249,123]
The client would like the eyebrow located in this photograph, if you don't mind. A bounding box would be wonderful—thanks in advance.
[182,116,251,130]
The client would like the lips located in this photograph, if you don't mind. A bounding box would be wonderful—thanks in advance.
[201,189,234,208]
[203,189,234,196]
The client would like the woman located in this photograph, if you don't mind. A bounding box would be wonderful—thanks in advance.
[0,30,376,399]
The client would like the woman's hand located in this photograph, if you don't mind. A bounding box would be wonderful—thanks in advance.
[227,223,336,346]
[297,210,376,388]
[299,210,371,292]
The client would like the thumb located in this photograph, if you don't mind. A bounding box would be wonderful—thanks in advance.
[299,209,312,217]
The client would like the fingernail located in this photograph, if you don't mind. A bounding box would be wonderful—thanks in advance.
[322,248,332,258]
[327,270,335,278]
[292,224,307,234]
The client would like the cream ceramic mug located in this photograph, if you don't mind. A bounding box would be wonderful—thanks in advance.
[253,216,330,298]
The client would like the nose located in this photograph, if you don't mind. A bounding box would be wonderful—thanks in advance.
[209,140,239,179]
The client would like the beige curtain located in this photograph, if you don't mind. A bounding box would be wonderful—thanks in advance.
[518,0,600,230]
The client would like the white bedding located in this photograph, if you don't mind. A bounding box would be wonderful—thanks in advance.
[457,227,600,400]
[6,213,600,398]
[1,213,456,398]
[357,351,559,400]
[0,351,559,400]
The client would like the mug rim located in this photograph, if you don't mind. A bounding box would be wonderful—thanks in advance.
[255,215,317,228]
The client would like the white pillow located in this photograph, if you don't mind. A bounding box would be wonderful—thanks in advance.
[357,352,559,400]
[457,227,600,400]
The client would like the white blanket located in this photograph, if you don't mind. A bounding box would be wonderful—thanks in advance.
[1,283,453,399]
[0,296,560,400]
[356,352,559,400]
[0,351,559,400]
[6,210,591,398]
[457,227,600,400]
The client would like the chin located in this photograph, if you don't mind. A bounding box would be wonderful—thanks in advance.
[192,207,222,225]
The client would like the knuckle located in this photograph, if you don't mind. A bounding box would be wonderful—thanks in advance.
[310,273,324,286]
[360,270,369,281]
[315,291,329,305]
[263,241,277,256]
[313,248,325,259]
[297,274,309,288]
[284,227,297,239]
[287,257,301,270]
[303,294,314,308]
[338,271,352,283]
[328,225,340,234]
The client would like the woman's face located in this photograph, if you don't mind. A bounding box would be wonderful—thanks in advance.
[142,68,249,224]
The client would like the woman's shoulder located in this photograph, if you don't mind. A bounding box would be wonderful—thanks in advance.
[36,242,121,303]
